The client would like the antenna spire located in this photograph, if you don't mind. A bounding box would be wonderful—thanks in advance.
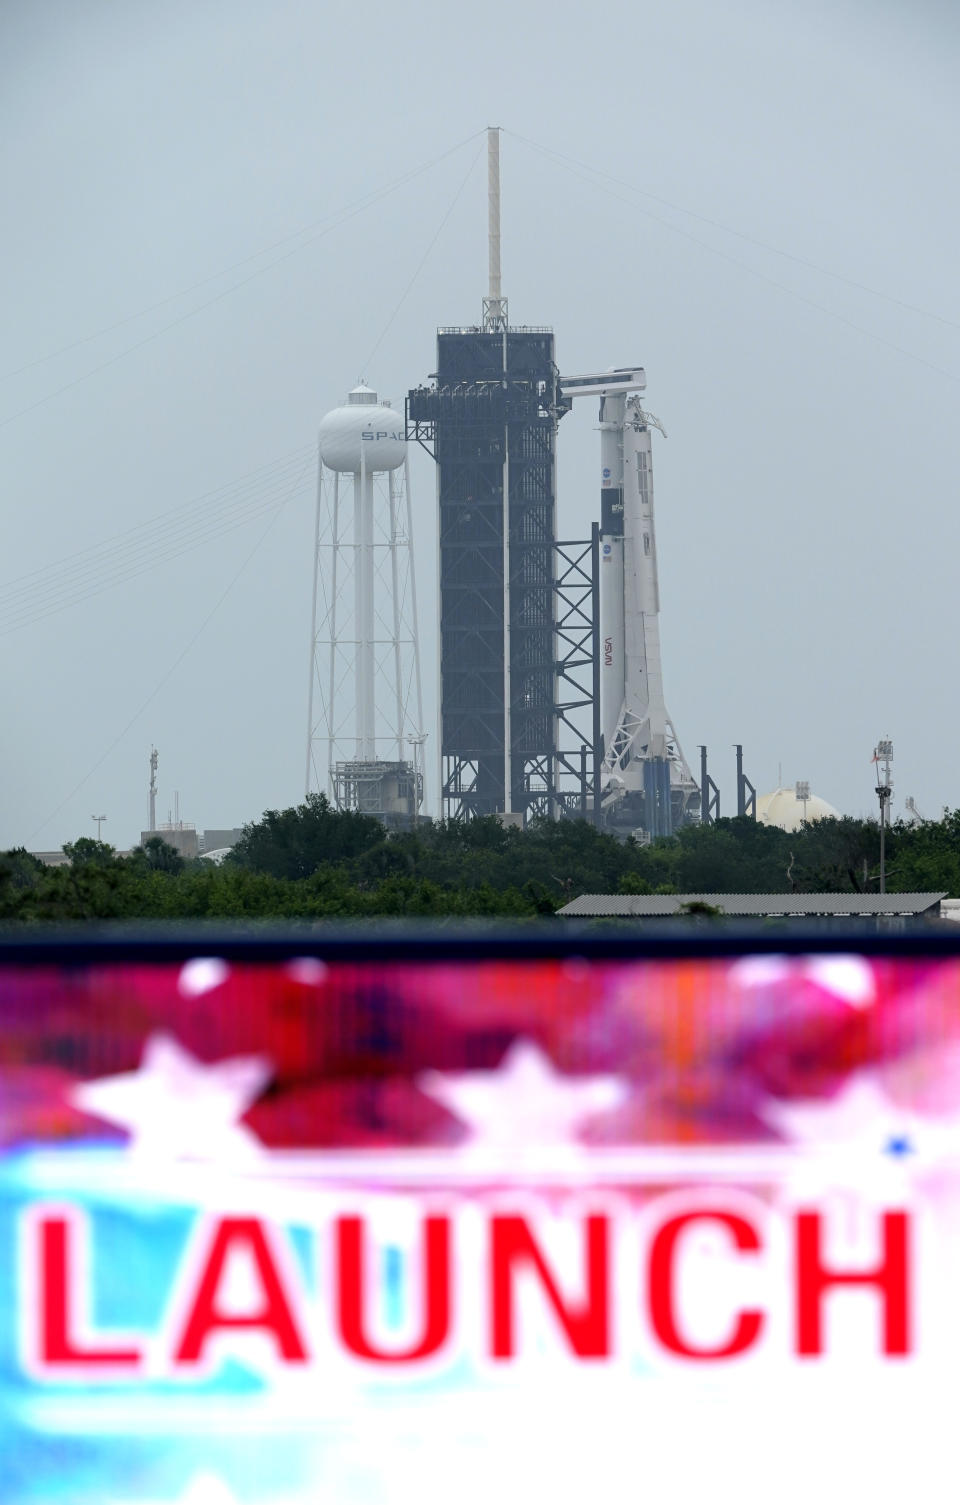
[149,745,158,831]
[482,126,507,331]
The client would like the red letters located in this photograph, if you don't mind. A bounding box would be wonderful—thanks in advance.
[172,1217,309,1364]
[795,1209,910,1355]
[335,1214,451,1363]
[24,1199,919,1378]
[490,1213,609,1359]
[35,1212,143,1369]
[648,1210,765,1360]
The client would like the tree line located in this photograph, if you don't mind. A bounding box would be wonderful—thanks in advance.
[2,793,959,923]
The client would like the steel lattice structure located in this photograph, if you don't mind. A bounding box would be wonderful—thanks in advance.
[408,328,564,822]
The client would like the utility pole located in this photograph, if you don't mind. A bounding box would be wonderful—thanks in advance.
[873,738,893,894]
[795,780,810,824]
[149,747,158,832]
[91,814,107,841]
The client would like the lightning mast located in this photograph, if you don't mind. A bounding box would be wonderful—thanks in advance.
[483,127,507,333]
[406,126,561,822]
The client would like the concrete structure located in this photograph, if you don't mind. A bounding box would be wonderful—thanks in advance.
[140,824,199,859]
[32,848,133,865]
[32,825,238,866]
[200,827,243,853]
[30,850,75,868]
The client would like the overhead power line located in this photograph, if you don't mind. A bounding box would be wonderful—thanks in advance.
[0,444,315,635]
[362,142,485,374]
[507,130,960,332]
[0,130,486,429]
[508,131,959,386]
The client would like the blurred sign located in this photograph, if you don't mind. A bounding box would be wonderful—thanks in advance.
[3,947,960,1501]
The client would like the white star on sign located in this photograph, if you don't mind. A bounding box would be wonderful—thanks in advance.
[762,1074,926,1155]
[70,1032,271,1164]
[760,1072,960,1200]
[418,1038,627,1149]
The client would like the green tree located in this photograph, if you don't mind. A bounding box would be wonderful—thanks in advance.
[62,837,118,869]
[0,847,46,892]
[127,836,185,875]
[227,794,384,880]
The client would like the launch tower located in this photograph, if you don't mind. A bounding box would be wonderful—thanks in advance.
[407,129,562,821]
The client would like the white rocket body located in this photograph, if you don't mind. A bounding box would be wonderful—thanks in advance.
[559,366,697,828]
[593,391,694,811]
[620,414,669,760]
[598,405,625,758]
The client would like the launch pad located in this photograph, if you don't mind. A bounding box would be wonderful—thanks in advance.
[405,131,699,838]
[309,127,705,840]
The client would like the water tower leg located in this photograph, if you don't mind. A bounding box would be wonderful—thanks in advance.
[305,459,324,798]
[388,466,405,760]
[404,450,427,812]
[356,454,376,759]
[327,471,342,799]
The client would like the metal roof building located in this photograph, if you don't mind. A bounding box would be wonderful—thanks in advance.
[558,893,947,920]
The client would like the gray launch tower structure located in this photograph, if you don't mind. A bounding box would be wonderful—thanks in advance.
[408,131,567,822]
[408,127,699,836]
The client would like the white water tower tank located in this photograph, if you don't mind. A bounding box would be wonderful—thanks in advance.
[317,385,406,473]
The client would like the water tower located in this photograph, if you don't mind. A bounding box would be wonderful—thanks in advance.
[305,384,426,823]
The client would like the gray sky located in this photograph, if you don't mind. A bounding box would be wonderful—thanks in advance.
[1,0,957,849]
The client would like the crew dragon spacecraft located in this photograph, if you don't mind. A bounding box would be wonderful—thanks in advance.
[560,368,698,836]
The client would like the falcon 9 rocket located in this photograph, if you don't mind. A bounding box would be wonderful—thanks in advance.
[560,368,698,836]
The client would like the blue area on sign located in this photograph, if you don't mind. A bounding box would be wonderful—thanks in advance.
[884,1135,914,1157]
[384,1245,405,1328]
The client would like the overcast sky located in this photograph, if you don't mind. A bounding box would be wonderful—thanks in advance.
[1,0,957,849]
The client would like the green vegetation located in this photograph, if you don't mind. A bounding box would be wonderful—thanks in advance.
[2,794,959,924]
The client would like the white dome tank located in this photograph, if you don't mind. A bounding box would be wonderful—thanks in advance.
[757,786,840,832]
[317,384,406,473]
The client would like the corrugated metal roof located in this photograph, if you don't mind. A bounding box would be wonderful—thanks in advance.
[558,893,947,918]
